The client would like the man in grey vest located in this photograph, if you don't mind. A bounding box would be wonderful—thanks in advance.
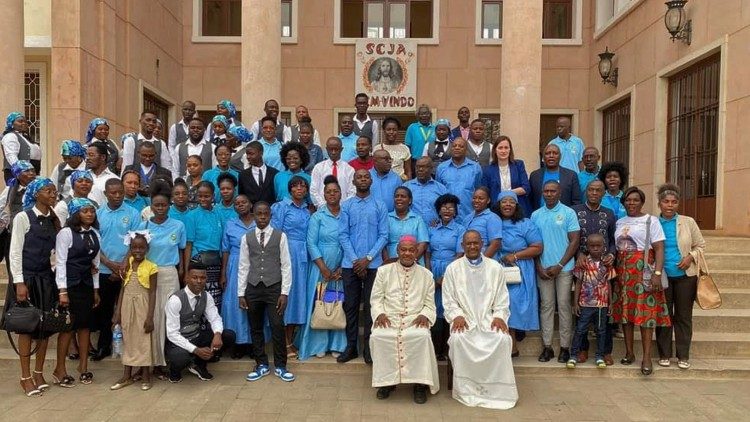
[238,201,295,382]
[168,100,197,151]
[353,93,379,145]
[121,110,172,174]
[290,105,321,145]
[170,117,215,179]
[165,262,236,383]
[249,99,292,144]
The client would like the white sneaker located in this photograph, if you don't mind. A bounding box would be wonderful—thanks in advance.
[316,352,326,358]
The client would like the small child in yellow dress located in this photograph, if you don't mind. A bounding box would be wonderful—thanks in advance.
[110,231,159,391]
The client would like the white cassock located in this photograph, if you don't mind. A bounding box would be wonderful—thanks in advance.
[369,262,440,394]
[442,257,518,409]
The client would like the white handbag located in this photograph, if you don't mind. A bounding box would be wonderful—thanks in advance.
[502,264,522,284]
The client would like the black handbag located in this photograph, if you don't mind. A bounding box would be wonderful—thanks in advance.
[42,305,73,333]
[2,301,42,334]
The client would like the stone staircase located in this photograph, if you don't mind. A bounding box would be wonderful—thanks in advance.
[0,236,748,379]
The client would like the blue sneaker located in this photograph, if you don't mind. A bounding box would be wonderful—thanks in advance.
[245,364,270,382]
[274,367,296,382]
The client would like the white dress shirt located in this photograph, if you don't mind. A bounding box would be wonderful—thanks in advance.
[170,139,217,179]
[249,118,292,144]
[51,160,87,200]
[1,131,42,165]
[354,114,379,145]
[167,119,190,151]
[54,227,101,289]
[251,164,268,185]
[236,226,292,297]
[310,159,357,207]
[10,206,52,285]
[86,168,119,207]
[165,287,224,353]
[53,195,98,228]
[121,132,173,173]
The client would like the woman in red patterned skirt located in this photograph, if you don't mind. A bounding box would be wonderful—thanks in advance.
[611,187,671,376]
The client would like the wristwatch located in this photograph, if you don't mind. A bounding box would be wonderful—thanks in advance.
[654,270,663,276]
[366,255,373,262]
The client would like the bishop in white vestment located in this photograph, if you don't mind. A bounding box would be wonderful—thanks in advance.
[442,230,518,409]
[370,236,439,403]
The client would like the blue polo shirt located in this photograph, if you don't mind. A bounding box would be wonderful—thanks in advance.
[549,135,585,173]
[369,169,402,212]
[185,206,223,256]
[659,214,686,278]
[139,217,186,266]
[256,139,283,172]
[338,132,359,162]
[339,194,388,269]
[168,205,189,225]
[124,195,150,212]
[403,178,447,226]
[578,168,600,196]
[531,201,580,271]
[96,203,142,274]
[601,190,626,220]
[405,122,436,160]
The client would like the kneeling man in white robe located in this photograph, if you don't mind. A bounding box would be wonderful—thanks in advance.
[443,230,518,409]
[370,235,439,404]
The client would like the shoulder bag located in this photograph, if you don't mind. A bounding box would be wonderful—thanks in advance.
[501,261,522,285]
[695,249,722,310]
[311,280,346,330]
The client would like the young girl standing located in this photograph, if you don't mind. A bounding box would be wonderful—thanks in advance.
[111,232,158,391]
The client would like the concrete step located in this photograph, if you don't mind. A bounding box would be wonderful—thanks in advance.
[692,308,750,332]
[704,253,750,271]
[705,237,750,254]
[710,270,750,288]
[692,288,750,309]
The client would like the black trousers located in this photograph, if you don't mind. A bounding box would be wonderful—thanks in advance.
[90,273,121,351]
[245,282,286,368]
[342,268,376,352]
[656,275,698,360]
[166,327,235,373]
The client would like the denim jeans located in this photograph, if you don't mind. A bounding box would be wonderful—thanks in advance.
[571,307,608,360]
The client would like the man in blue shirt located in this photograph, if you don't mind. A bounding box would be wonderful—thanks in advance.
[405,105,435,172]
[403,157,447,226]
[531,180,580,364]
[369,149,402,212]
[338,114,358,162]
[577,147,600,196]
[548,116,585,174]
[91,178,141,360]
[257,116,284,171]
[338,169,388,364]
[435,138,482,219]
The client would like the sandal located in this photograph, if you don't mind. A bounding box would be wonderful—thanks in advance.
[33,370,50,391]
[67,353,80,360]
[52,373,76,388]
[677,360,691,370]
[620,354,635,365]
[286,344,298,358]
[20,376,42,397]
[79,372,94,385]
[658,359,671,367]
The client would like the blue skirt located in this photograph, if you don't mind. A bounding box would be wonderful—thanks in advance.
[507,258,540,331]
[284,238,309,325]
[221,251,251,344]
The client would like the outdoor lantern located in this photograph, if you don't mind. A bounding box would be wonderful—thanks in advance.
[665,0,692,45]
[598,47,618,87]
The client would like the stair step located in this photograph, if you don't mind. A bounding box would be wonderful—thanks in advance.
[704,253,750,271]
[709,270,750,288]
[693,288,750,309]
[693,308,750,332]
[705,237,750,254]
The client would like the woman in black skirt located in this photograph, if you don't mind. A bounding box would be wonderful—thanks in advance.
[5,178,60,396]
[53,198,101,387]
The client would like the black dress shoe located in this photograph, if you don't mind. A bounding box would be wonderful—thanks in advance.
[336,348,358,363]
[538,347,554,362]
[413,385,428,404]
[363,348,373,365]
[557,347,570,363]
[376,386,395,400]
[514,330,527,342]
[91,348,111,362]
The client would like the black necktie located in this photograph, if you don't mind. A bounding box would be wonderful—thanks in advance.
[435,141,447,158]
[259,230,265,248]
[81,230,95,254]
[257,168,264,186]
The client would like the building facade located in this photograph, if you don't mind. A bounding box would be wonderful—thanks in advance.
[2,0,749,235]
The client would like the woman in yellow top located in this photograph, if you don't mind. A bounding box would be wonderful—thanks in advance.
[111,231,158,391]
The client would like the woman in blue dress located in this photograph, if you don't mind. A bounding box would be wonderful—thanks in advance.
[296,175,347,360]
[461,186,503,259]
[598,161,628,219]
[202,144,240,204]
[427,193,465,360]
[215,173,239,224]
[271,175,312,358]
[383,186,429,264]
[220,194,255,359]
[497,191,544,356]
[184,181,225,309]
[274,142,311,202]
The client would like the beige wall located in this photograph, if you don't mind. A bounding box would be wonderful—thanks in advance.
[588,0,750,235]
[24,0,50,37]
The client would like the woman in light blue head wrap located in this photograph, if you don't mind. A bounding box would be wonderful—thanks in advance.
[6,176,60,397]
[53,170,96,225]
[210,115,229,145]
[85,117,120,173]
[0,161,37,231]
[496,190,543,356]
[2,112,41,183]
[54,196,101,387]
[210,100,243,141]
[51,140,87,200]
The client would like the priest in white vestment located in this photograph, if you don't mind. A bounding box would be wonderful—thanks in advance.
[370,236,439,404]
[442,230,518,409]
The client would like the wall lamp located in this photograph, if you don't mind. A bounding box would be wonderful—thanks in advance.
[598,47,618,87]
[665,0,692,45]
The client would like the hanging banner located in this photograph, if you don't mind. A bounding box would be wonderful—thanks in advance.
[355,39,417,111]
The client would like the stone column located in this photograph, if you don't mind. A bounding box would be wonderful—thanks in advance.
[500,0,543,171]
[241,0,282,120]
[0,0,25,118]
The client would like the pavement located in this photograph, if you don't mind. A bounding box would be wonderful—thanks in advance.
[0,363,748,421]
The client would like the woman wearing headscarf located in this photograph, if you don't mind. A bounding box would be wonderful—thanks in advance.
[53,170,98,225]
[0,161,38,268]
[85,118,121,174]
[210,115,229,146]
[53,198,101,387]
[3,178,60,396]
[49,140,87,200]
[2,112,42,182]
[208,100,244,141]
[497,191,544,356]
[227,125,254,171]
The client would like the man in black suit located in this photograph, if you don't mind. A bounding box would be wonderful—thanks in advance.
[528,144,581,212]
[238,141,277,204]
[123,141,173,194]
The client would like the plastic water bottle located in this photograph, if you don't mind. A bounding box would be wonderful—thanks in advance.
[112,324,123,358]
